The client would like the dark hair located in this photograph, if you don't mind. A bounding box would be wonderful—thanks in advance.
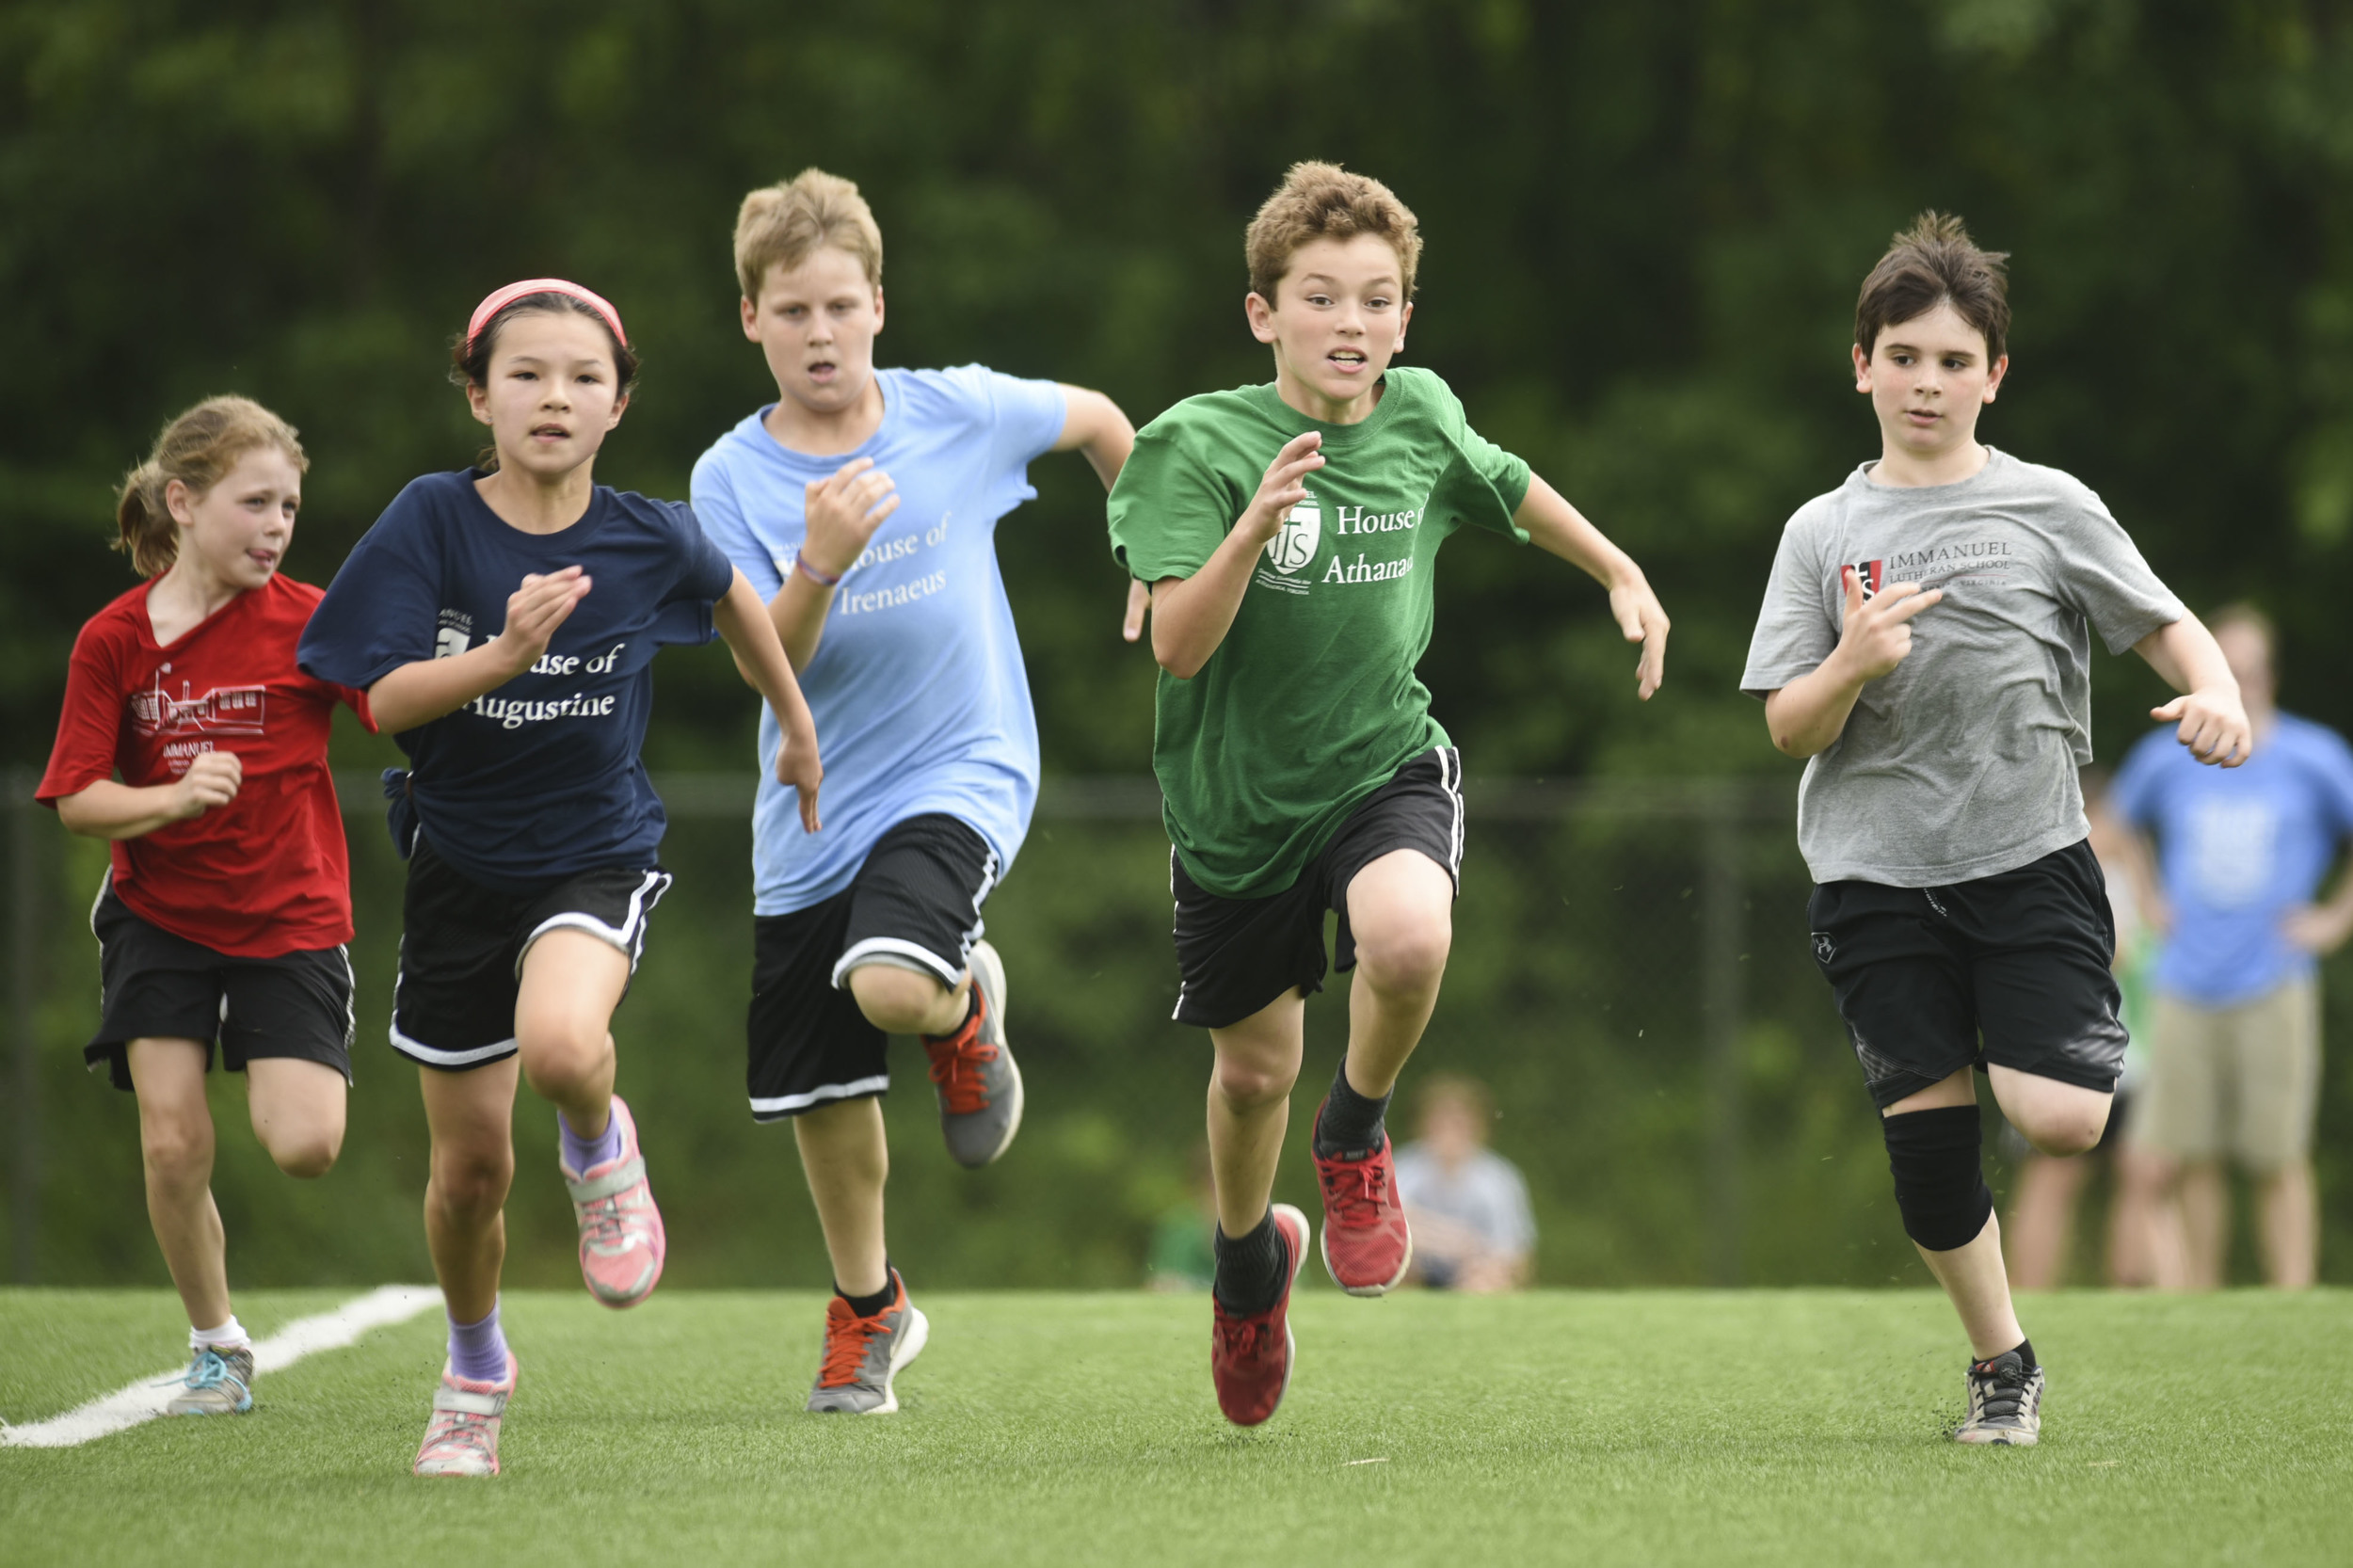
[448,293,640,472]
[1855,212,2010,364]
[449,293,641,393]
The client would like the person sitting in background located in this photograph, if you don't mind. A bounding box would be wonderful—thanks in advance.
[2112,603,2353,1289]
[1395,1074,1534,1291]
[2001,769,2186,1289]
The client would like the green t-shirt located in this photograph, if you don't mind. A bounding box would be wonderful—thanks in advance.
[1107,368,1531,898]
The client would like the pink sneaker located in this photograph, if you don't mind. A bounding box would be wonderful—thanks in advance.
[560,1096,666,1308]
[413,1352,519,1478]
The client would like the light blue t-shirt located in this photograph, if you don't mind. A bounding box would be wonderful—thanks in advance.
[2112,712,2353,1006]
[690,366,1068,915]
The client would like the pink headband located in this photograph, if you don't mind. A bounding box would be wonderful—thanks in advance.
[464,278,629,352]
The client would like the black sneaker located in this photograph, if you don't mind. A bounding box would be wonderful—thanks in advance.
[1955,1350,2043,1446]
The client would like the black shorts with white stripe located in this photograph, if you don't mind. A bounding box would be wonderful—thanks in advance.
[745,813,999,1122]
[84,880,356,1093]
[390,836,671,1072]
[1169,746,1465,1031]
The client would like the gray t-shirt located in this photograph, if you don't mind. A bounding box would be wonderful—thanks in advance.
[1740,449,2184,887]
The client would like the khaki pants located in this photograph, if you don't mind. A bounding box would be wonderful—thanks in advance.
[2139,977,2322,1170]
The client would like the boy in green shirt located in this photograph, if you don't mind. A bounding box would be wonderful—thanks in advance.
[1108,162,1670,1426]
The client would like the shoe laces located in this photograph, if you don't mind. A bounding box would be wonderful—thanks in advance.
[576,1190,638,1252]
[180,1349,235,1392]
[818,1301,889,1388]
[1970,1358,2031,1421]
[1213,1309,1273,1362]
[422,1406,496,1461]
[922,1000,998,1116]
[1319,1153,1392,1224]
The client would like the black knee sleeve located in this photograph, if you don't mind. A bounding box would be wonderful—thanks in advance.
[1882,1105,1993,1252]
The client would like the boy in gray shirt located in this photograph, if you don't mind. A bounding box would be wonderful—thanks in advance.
[1740,213,2249,1446]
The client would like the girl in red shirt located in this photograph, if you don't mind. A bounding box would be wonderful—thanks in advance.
[39,396,374,1417]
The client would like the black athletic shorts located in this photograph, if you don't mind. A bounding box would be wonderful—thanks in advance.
[1807,839,2127,1110]
[392,836,671,1072]
[746,813,999,1122]
[86,878,355,1093]
[1171,746,1465,1031]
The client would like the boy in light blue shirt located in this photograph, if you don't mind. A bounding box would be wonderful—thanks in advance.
[2112,604,2353,1287]
[690,168,1136,1414]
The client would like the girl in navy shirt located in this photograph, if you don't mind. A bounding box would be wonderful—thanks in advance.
[301,280,821,1478]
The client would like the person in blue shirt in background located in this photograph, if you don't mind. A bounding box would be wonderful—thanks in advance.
[691,169,1138,1415]
[2114,604,2353,1288]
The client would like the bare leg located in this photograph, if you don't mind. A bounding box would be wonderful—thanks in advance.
[849,964,969,1038]
[127,1039,231,1333]
[1207,990,1305,1238]
[2176,1160,2229,1289]
[512,930,632,1139]
[2004,1153,2090,1290]
[419,1058,520,1325]
[1339,850,1454,1098]
[244,1057,346,1178]
[2256,1158,2317,1288]
[792,1096,890,1297]
[2108,1142,2185,1288]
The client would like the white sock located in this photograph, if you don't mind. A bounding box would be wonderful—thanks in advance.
[190,1316,249,1352]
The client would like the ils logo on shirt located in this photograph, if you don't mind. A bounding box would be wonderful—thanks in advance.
[1265,493,1321,575]
[1841,560,1885,600]
[130,669,266,739]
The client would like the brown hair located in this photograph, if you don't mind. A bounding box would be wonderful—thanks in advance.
[2209,601,2276,655]
[734,168,884,299]
[1416,1072,1495,1127]
[113,396,308,578]
[1245,162,1422,304]
[1854,212,2011,364]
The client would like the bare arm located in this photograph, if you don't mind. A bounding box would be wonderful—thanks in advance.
[1052,384,1160,647]
[366,568,592,734]
[1514,474,1670,700]
[1761,568,1945,759]
[55,752,243,840]
[2134,614,2251,765]
[713,568,824,833]
[1149,431,1324,679]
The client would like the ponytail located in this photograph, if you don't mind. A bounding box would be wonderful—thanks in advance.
[111,396,308,578]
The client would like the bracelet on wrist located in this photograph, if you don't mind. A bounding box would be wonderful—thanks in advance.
[793,553,843,587]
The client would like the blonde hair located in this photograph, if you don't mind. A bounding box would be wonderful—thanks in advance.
[114,396,307,578]
[733,168,884,299]
[1245,162,1422,304]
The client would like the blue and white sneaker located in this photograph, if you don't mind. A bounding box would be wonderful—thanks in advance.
[166,1345,254,1416]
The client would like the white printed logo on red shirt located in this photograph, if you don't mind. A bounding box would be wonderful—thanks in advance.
[129,671,266,738]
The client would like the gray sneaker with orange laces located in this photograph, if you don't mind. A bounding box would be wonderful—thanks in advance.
[920,940,1023,1168]
[807,1271,929,1416]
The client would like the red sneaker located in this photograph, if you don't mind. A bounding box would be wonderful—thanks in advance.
[1312,1106,1412,1296]
[1209,1204,1310,1427]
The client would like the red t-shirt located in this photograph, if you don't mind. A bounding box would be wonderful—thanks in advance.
[37,574,376,957]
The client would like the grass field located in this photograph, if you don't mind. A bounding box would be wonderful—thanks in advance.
[3,1288,2347,1567]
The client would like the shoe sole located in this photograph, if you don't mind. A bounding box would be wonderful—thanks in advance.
[1322,1224,1412,1299]
[955,941,1024,1168]
[1225,1204,1312,1428]
[1954,1427,2039,1446]
[816,1305,931,1416]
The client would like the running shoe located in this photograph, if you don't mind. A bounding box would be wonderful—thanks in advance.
[413,1352,519,1478]
[1955,1350,2044,1446]
[1209,1204,1310,1428]
[164,1345,253,1416]
[1312,1104,1412,1296]
[807,1270,929,1415]
[920,939,1024,1169]
[560,1095,666,1308]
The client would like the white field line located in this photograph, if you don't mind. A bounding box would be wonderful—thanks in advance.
[0,1284,441,1449]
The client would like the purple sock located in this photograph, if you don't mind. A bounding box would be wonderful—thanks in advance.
[560,1109,623,1175]
[448,1302,508,1384]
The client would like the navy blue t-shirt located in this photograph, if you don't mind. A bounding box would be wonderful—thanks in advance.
[298,470,735,892]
